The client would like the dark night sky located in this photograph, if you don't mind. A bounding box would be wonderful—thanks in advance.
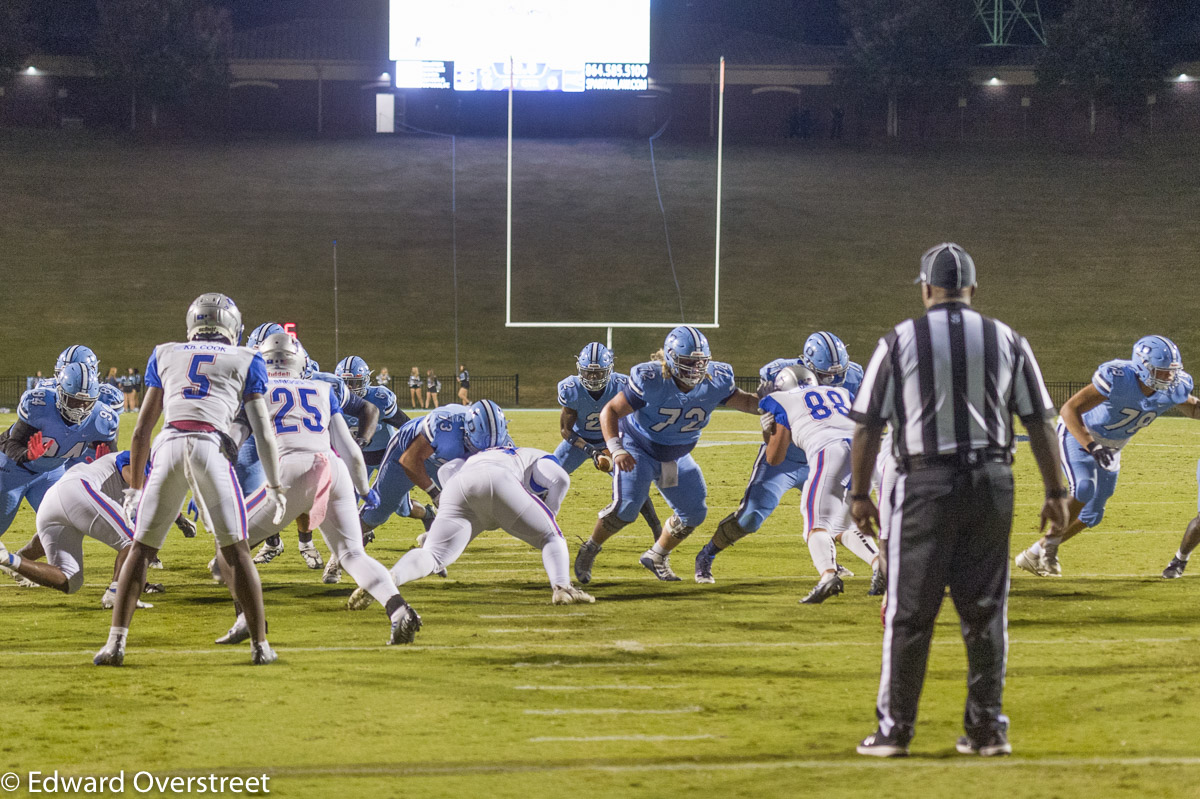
[28,0,1200,58]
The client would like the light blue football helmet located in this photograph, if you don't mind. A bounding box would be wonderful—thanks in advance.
[57,362,100,425]
[1132,335,1182,392]
[335,356,372,397]
[577,342,614,392]
[802,332,850,386]
[54,345,99,378]
[663,326,711,387]
[246,322,285,350]
[464,399,508,453]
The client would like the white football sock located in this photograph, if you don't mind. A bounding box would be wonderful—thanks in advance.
[1177,550,1190,562]
[807,530,838,576]
[107,626,128,646]
[339,549,400,605]
[541,537,571,588]
[1027,541,1043,557]
[840,530,880,568]
[390,549,440,587]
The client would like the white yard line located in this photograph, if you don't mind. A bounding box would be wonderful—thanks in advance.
[513,685,677,691]
[528,734,714,742]
[511,661,661,669]
[489,628,614,634]
[480,613,590,619]
[524,706,702,715]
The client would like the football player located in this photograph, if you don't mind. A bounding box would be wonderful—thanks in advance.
[760,365,882,603]
[0,449,158,609]
[1162,460,1200,578]
[692,332,878,591]
[555,343,661,537]
[213,334,421,646]
[94,293,286,667]
[41,345,124,418]
[1016,336,1200,577]
[0,364,119,539]
[334,355,410,482]
[332,401,494,584]
[350,430,594,610]
[573,326,762,583]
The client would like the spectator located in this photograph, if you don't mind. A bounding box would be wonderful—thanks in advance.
[408,367,424,409]
[425,369,441,409]
[120,367,137,412]
[376,367,392,388]
[131,367,142,410]
[457,364,470,404]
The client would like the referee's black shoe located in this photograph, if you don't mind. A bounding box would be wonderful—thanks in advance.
[800,574,843,604]
[1163,557,1188,579]
[956,730,1012,757]
[856,729,910,757]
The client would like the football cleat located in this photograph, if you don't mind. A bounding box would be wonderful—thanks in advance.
[835,564,855,579]
[639,549,681,582]
[416,532,428,547]
[208,557,225,584]
[868,567,887,597]
[574,539,602,584]
[215,615,250,645]
[148,556,164,570]
[800,575,844,604]
[92,641,125,667]
[321,556,342,584]
[362,529,375,547]
[694,543,717,584]
[143,582,165,594]
[1042,547,1062,577]
[298,541,323,569]
[100,588,153,609]
[1014,548,1048,577]
[956,731,1012,757]
[856,729,909,757]
[346,586,375,611]
[388,604,422,645]
[253,540,284,565]
[251,642,278,665]
[421,506,437,533]
[552,585,596,605]
[1163,557,1188,579]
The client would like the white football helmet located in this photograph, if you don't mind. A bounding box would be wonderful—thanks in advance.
[186,293,243,344]
[259,332,306,377]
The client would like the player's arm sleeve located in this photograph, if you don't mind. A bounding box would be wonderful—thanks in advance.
[530,456,570,515]
[243,353,268,399]
[0,420,37,463]
[1091,363,1116,397]
[848,334,896,426]
[380,405,411,428]
[330,414,372,495]
[1011,335,1056,424]
[243,396,284,489]
[144,349,162,389]
[758,395,789,427]
[622,367,651,410]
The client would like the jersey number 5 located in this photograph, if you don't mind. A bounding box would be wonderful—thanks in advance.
[182,354,216,400]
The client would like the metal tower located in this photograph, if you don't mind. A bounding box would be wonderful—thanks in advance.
[974,0,1046,46]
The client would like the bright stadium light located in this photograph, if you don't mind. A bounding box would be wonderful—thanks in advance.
[24,66,38,75]
[379,72,391,82]
[987,76,1003,86]
[1176,74,1193,82]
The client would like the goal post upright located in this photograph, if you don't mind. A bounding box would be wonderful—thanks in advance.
[504,58,726,340]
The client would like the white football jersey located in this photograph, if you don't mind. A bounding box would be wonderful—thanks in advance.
[147,341,267,432]
[262,376,343,456]
[438,447,568,512]
[59,451,127,503]
[761,386,856,454]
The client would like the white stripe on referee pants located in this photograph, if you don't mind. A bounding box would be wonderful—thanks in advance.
[876,472,906,737]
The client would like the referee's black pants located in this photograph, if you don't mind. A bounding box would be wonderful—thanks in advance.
[876,462,1014,742]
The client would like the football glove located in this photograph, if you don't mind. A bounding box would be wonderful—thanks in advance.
[759,412,777,434]
[93,442,112,460]
[185,499,200,521]
[426,485,441,508]
[174,513,197,538]
[26,431,51,461]
[265,485,288,525]
[1086,441,1118,472]
[359,488,381,512]
[122,488,142,522]
[586,444,613,473]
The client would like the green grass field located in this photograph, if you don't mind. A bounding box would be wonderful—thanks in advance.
[2,131,1199,405]
[2,410,1200,798]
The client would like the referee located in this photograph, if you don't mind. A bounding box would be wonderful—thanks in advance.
[847,243,1069,758]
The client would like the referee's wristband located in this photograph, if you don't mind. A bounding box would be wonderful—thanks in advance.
[848,493,871,502]
[1045,487,1069,500]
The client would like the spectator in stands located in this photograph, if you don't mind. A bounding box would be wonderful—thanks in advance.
[376,367,392,388]
[120,367,137,412]
[131,367,142,410]
[458,365,470,404]
[408,366,424,409]
[425,370,441,409]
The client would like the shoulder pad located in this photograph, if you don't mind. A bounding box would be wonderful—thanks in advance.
[18,389,51,421]
[557,377,577,406]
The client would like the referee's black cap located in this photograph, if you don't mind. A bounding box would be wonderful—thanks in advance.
[915,242,977,289]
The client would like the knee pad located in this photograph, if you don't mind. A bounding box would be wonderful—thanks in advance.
[1073,476,1096,505]
[599,510,630,533]
[665,515,696,542]
[65,571,84,595]
[713,513,752,549]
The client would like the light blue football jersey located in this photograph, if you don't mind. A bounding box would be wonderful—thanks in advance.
[1,387,120,473]
[344,385,399,453]
[385,404,472,471]
[758,359,863,401]
[621,360,737,460]
[1084,359,1193,447]
[557,373,629,443]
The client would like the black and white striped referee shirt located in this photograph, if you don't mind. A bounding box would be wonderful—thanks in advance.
[848,301,1055,458]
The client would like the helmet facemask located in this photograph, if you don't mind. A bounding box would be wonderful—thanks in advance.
[57,388,96,425]
[668,353,710,387]
[579,364,612,392]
